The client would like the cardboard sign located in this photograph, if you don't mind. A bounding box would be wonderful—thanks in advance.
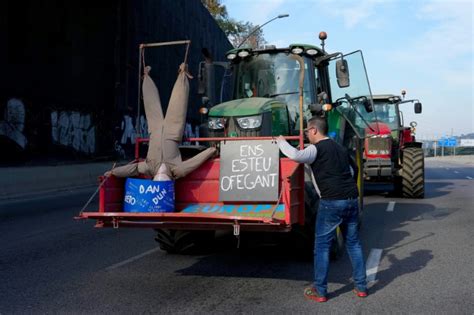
[219,140,279,201]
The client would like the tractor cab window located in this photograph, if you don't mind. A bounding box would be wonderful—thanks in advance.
[372,102,398,130]
[233,53,313,133]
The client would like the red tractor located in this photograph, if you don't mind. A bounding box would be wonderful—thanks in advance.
[363,93,424,198]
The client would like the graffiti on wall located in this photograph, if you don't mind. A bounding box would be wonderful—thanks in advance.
[0,98,27,149]
[114,114,148,158]
[114,113,200,157]
[51,111,96,154]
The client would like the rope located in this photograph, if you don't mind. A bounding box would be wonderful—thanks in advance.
[265,180,286,222]
[183,41,190,65]
[78,162,116,216]
[141,48,146,69]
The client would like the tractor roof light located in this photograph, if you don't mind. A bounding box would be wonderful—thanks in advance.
[291,47,304,54]
[306,48,318,56]
[199,107,209,115]
[237,50,250,58]
[226,53,237,60]
[388,96,401,103]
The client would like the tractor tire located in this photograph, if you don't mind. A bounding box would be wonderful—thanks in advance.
[401,147,425,198]
[154,229,215,254]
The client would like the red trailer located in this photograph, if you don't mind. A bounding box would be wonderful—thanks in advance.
[77,135,310,253]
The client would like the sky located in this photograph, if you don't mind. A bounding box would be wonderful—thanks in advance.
[222,0,473,139]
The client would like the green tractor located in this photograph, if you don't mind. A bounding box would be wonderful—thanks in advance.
[196,32,379,253]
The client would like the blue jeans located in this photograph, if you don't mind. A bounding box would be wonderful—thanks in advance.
[314,198,366,296]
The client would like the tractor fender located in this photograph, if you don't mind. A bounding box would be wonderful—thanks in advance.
[403,141,423,149]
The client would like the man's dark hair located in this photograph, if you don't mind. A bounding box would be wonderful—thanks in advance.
[308,116,328,135]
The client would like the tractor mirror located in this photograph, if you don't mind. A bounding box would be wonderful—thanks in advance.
[362,98,373,113]
[336,59,350,88]
[414,102,422,114]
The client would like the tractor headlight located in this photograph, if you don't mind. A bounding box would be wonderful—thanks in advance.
[226,53,237,60]
[306,48,318,56]
[236,115,262,129]
[208,117,226,130]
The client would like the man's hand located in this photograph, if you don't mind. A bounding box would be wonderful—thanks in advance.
[277,135,286,142]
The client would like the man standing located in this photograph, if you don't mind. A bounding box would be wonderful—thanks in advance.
[277,116,367,302]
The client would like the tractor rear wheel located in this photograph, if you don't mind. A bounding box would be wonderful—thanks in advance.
[401,147,425,198]
[154,229,215,254]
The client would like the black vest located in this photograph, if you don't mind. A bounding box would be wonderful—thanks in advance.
[311,139,359,200]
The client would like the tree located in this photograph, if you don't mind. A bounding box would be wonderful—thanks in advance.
[230,21,266,48]
[201,0,266,48]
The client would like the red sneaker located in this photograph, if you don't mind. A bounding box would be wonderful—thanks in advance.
[354,288,368,298]
[304,287,328,303]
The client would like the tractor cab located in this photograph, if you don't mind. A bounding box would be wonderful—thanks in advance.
[199,43,380,147]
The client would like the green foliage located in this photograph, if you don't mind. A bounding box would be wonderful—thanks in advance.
[201,0,266,48]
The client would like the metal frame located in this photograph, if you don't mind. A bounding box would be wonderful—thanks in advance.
[136,40,191,136]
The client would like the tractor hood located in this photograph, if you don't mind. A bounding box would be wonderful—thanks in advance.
[209,97,285,117]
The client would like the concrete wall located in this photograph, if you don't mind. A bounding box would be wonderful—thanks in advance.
[0,0,232,163]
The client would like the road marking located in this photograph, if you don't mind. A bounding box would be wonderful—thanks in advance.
[386,201,396,212]
[105,247,161,271]
[467,176,473,180]
[445,168,450,170]
[454,171,459,174]
[366,248,383,283]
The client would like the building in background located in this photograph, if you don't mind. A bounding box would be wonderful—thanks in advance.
[0,0,232,163]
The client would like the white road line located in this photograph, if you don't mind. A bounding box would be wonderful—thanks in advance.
[366,248,383,283]
[454,171,459,174]
[446,168,450,170]
[105,247,161,271]
[386,201,396,212]
[467,176,473,180]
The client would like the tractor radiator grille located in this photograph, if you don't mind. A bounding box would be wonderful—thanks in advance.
[367,137,391,155]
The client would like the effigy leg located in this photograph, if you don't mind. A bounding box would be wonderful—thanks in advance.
[141,66,166,176]
[163,63,190,142]
[109,161,149,177]
[171,147,216,179]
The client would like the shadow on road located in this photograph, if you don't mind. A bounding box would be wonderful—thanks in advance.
[364,180,454,199]
[175,232,313,281]
[175,201,452,290]
[329,249,434,298]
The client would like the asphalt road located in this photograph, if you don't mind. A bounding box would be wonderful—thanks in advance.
[1,157,473,314]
